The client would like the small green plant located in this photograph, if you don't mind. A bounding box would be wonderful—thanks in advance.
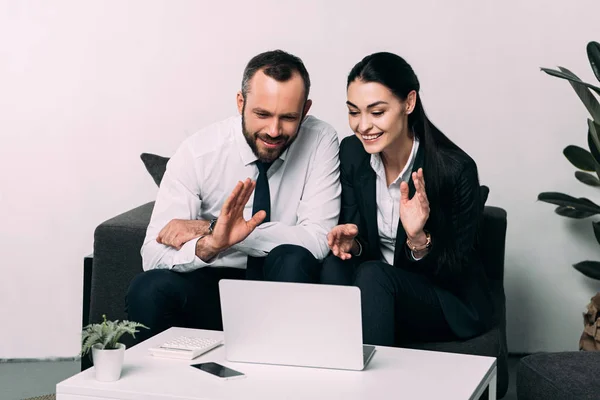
[81,314,148,356]
[538,41,600,279]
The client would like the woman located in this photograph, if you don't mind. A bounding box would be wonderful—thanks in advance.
[322,52,494,347]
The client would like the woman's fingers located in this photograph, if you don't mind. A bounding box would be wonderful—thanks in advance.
[412,169,427,197]
[328,224,358,259]
[332,246,352,260]
[400,180,410,204]
[422,192,429,207]
[332,245,338,256]
[345,224,358,237]
[410,169,429,209]
[419,195,430,217]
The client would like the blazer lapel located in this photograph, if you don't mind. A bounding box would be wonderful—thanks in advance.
[393,143,425,266]
[355,157,380,260]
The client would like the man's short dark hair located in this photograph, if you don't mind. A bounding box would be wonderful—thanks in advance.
[241,50,310,100]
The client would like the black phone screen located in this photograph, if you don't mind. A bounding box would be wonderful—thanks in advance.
[191,362,244,378]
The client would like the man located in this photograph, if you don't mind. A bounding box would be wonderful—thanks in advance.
[127,50,341,340]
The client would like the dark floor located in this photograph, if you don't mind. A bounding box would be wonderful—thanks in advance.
[0,356,522,400]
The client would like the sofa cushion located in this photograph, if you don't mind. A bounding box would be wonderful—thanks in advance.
[140,153,170,187]
[480,185,489,208]
[405,325,500,356]
[90,202,155,326]
[517,351,600,399]
[405,326,508,398]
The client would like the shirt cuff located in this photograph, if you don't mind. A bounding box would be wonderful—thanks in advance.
[411,250,424,261]
[353,238,363,257]
[172,237,219,268]
[231,239,269,257]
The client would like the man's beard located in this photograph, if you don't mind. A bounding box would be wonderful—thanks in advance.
[241,105,302,163]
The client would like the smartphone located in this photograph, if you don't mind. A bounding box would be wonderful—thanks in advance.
[191,362,246,380]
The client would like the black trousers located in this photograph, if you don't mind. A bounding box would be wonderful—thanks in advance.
[126,244,321,342]
[354,260,457,346]
[322,256,458,346]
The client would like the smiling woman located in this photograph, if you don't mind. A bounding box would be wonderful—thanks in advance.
[323,52,495,348]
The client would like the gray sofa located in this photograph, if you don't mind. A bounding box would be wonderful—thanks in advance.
[517,352,600,399]
[84,201,509,398]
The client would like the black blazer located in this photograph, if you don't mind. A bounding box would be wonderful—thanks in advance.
[339,135,494,339]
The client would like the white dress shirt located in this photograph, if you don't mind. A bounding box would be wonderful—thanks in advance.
[370,138,420,265]
[142,115,341,272]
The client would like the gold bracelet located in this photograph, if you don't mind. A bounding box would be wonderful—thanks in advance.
[406,231,432,252]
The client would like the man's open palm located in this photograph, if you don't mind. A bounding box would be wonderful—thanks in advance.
[210,178,266,252]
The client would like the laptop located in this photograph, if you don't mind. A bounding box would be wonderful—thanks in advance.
[218,279,376,371]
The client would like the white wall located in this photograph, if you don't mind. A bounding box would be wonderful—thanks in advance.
[1,0,599,358]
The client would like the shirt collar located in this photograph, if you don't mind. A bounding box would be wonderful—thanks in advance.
[370,137,420,185]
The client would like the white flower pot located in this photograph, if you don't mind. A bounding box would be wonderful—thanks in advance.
[92,343,126,382]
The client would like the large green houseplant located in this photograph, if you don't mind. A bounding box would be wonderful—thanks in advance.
[538,40,600,277]
[539,41,600,350]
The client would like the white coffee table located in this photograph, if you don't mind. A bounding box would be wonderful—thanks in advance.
[57,327,497,400]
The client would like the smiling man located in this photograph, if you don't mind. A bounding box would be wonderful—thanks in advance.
[127,50,341,340]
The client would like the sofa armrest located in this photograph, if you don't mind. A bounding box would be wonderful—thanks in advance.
[88,202,155,325]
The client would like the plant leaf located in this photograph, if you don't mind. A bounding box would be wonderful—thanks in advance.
[588,119,600,162]
[557,67,600,122]
[104,329,119,350]
[81,330,103,356]
[538,192,600,214]
[575,171,600,186]
[588,41,600,83]
[555,205,597,219]
[541,67,600,98]
[580,197,600,208]
[574,261,600,280]
[563,145,598,171]
[80,319,148,355]
[594,221,600,246]
[588,131,600,175]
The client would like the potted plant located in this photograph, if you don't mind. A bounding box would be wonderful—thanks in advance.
[538,40,600,349]
[81,314,148,381]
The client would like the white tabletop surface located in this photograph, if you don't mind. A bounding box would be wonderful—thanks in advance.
[57,327,496,400]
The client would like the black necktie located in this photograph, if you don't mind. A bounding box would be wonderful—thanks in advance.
[246,161,272,279]
[252,161,272,223]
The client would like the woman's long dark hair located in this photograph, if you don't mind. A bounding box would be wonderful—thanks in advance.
[347,52,472,276]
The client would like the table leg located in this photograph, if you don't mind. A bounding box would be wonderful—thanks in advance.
[81,254,93,371]
[488,369,497,400]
